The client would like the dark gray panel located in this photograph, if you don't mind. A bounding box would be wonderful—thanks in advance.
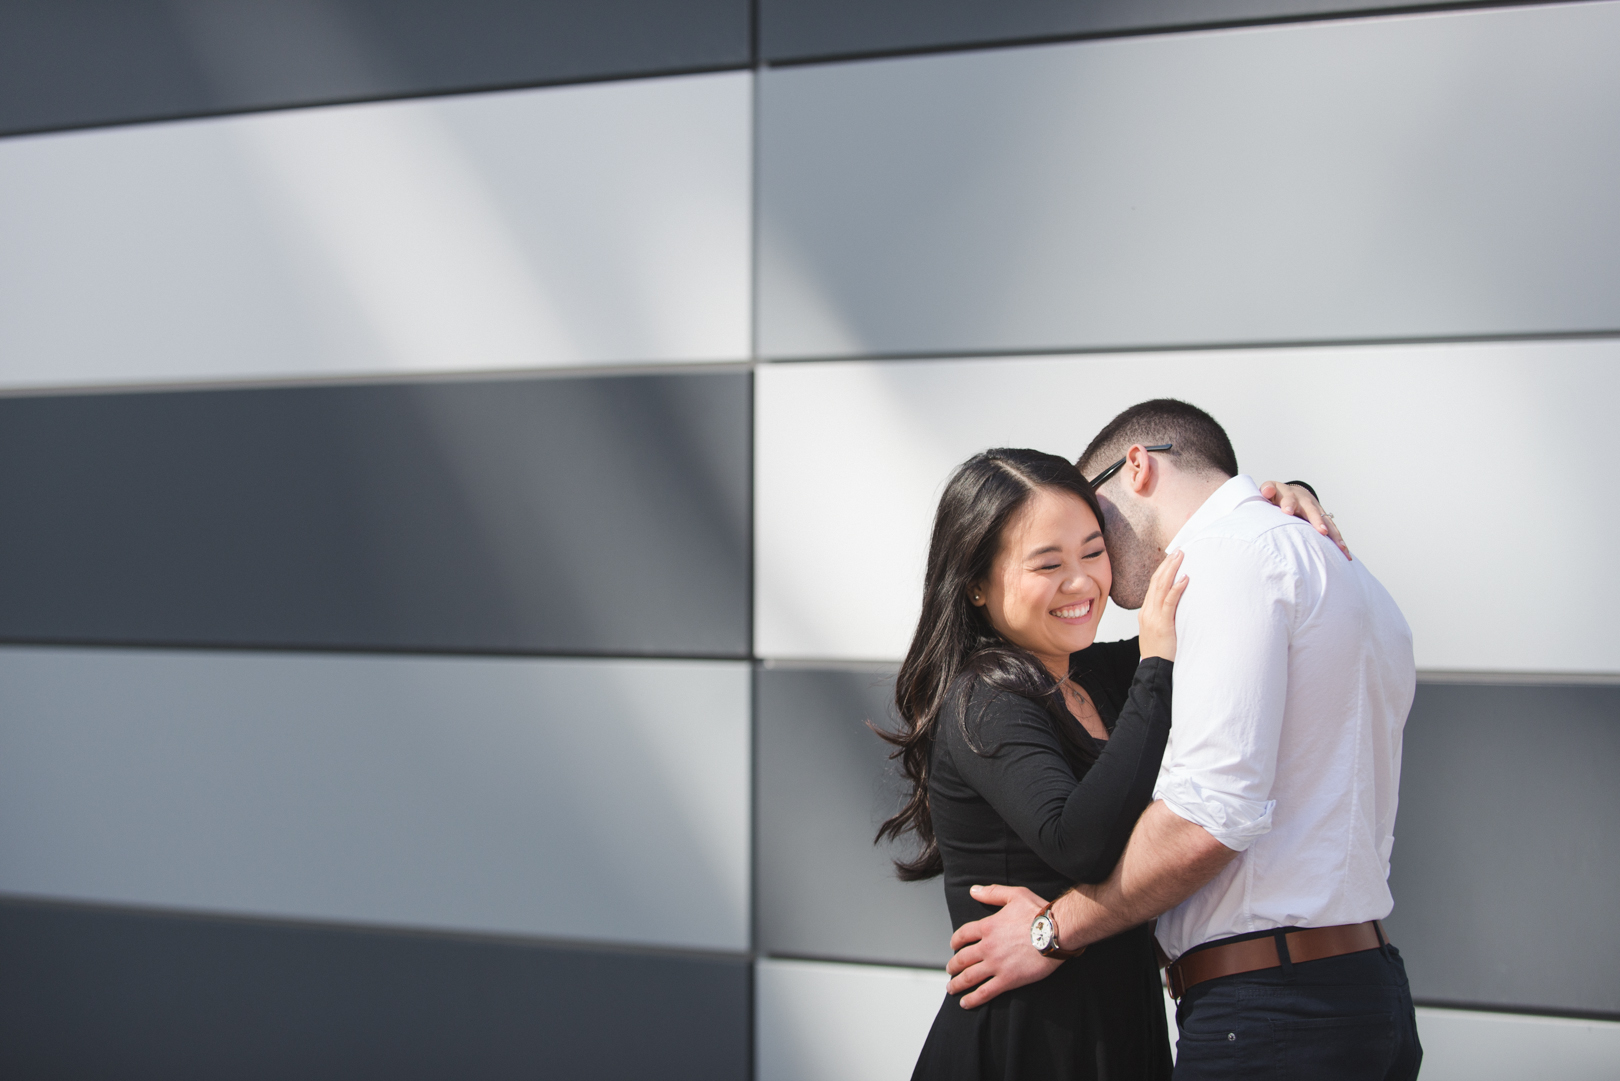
[0,897,748,1081]
[761,0,1577,62]
[1385,682,1620,1017]
[0,371,749,656]
[756,665,954,967]
[0,0,750,137]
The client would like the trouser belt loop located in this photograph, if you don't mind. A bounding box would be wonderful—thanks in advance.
[1274,928,1295,980]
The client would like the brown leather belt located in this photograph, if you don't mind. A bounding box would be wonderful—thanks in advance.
[1166,921,1387,999]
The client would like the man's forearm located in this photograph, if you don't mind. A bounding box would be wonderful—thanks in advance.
[1051,801,1238,951]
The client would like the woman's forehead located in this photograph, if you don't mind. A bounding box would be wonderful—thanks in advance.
[1000,488,1099,548]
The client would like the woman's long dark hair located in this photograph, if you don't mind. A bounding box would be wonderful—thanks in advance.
[875,448,1105,880]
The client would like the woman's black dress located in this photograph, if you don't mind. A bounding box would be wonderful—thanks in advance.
[911,638,1174,1081]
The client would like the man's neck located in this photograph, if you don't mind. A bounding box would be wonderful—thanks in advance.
[1150,470,1229,548]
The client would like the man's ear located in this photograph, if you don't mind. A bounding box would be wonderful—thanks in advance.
[1123,444,1156,495]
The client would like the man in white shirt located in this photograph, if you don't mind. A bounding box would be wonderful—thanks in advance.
[945,399,1421,1080]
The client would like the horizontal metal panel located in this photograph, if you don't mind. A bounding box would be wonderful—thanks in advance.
[1415,1008,1620,1081]
[0,72,749,389]
[1386,682,1620,1016]
[0,897,748,1081]
[756,961,1620,1081]
[759,3,1620,357]
[0,648,750,952]
[756,666,952,967]
[0,371,749,656]
[760,0,1582,63]
[754,340,1620,673]
[756,958,945,1081]
[0,0,750,137]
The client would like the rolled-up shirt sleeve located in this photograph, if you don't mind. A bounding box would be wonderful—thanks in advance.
[1153,533,1299,852]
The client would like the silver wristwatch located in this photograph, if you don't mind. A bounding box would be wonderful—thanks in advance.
[1030,900,1086,959]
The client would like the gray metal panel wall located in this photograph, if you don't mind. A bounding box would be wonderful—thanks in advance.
[0,648,751,951]
[759,0,1579,62]
[1385,682,1620,1016]
[758,3,1620,358]
[0,0,751,137]
[0,71,752,389]
[756,958,947,1081]
[0,897,749,1081]
[0,372,749,656]
[756,664,1620,1020]
[755,666,953,967]
[753,342,1620,673]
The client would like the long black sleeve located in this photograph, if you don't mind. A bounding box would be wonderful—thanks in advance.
[939,657,1172,885]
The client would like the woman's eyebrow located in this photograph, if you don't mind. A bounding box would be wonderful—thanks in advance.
[1083,530,1103,544]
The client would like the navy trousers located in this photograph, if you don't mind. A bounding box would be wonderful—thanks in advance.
[1172,941,1422,1081]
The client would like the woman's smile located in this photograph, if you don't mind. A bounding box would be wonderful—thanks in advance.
[1050,598,1095,624]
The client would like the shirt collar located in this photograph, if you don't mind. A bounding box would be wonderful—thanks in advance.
[1165,474,1267,553]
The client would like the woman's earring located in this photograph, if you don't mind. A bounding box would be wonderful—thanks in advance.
[971,593,982,604]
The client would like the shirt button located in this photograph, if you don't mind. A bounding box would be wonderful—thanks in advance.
[1227,1033,1236,1041]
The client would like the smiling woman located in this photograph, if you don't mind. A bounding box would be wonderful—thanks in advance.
[968,484,1122,744]
[874,446,1188,1080]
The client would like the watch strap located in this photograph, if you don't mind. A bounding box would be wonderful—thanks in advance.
[1036,899,1087,960]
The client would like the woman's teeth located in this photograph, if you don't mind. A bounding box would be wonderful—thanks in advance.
[1052,600,1093,619]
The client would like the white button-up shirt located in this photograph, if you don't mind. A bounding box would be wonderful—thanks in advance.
[1152,475,1416,963]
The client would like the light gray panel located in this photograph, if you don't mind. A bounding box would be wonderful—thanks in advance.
[0,648,750,952]
[1414,1008,1620,1081]
[0,0,750,138]
[0,897,749,1081]
[760,0,1584,63]
[756,958,944,1081]
[753,341,1620,673]
[758,3,1620,357]
[0,71,749,390]
[756,666,953,967]
[1384,682,1620,1015]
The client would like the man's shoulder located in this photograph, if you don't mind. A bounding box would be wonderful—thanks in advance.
[1182,501,1319,563]
[1177,504,1338,610]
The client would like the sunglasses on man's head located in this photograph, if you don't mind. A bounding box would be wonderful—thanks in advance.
[1087,443,1173,489]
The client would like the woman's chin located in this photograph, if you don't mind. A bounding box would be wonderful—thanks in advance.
[1055,624,1101,651]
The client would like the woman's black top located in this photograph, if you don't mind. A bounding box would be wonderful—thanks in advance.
[911,638,1174,1081]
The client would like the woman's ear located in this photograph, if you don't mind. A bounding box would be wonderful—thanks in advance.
[968,581,988,606]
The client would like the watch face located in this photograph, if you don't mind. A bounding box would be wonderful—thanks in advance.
[1031,914,1055,952]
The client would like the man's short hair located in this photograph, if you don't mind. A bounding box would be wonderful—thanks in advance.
[1077,399,1238,483]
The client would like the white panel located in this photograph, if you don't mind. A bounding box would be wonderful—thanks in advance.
[756,959,944,1081]
[755,338,1620,673]
[754,970,1620,1081]
[0,71,749,390]
[0,647,749,951]
[759,3,1620,357]
[1415,1008,1620,1081]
